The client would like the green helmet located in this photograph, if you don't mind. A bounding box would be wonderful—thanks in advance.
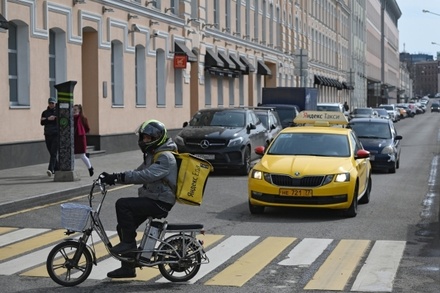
[137,120,167,153]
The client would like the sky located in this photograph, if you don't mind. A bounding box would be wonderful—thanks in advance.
[397,0,440,58]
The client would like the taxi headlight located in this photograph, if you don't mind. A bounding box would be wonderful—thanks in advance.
[381,145,394,154]
[251,170,263,180]
[335,173,350,183]
[228,137,244,147]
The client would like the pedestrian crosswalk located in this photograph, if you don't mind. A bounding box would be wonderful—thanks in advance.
[0,227,406,292]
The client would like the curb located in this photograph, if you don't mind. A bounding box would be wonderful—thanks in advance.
[0,185,91,215]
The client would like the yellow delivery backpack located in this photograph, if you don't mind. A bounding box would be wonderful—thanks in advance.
[154,152,214,206]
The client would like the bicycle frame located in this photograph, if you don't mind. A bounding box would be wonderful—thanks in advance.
[63,180,208,269]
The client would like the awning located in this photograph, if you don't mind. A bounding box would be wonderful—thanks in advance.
[257,60,271,76]
[174,41,197,62]
[218,51,236,70]
[206,67,240,78]
[342,82,354,90]
[229,54,246,72]
[314,75,324,86]
[0,13,8,30]
[205,48,224,68]
[239,56,255,74]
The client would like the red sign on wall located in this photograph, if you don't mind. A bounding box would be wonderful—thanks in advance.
[174,54,188,69]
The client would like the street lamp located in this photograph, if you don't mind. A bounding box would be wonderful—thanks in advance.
[422,9,440,17]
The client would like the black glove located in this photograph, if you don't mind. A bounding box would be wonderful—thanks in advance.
[99,172,119,186]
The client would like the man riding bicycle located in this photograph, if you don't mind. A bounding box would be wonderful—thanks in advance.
[99,119,178,278]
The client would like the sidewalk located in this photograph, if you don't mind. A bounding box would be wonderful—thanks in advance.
[0,150,143,215]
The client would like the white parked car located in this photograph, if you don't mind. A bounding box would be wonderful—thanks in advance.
[378,104,399,122]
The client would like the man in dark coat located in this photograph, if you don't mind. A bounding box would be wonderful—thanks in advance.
[40,98,58,176]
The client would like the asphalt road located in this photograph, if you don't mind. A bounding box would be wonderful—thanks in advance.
[0,111,439,293]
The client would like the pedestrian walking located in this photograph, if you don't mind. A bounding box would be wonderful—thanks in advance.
[73,104,94,176]
[40,97,58,177]
[343,101,350,112]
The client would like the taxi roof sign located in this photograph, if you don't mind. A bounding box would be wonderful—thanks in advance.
[294,111,348,126]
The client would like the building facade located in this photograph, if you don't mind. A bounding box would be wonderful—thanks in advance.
[0,0,399,169]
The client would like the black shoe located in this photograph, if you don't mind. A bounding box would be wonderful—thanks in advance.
[107,266,136,278]
[86,153,90,158]
[110,242,137,255]
[88,167,94,177]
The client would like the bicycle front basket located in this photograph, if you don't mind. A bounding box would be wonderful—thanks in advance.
[60,203,92,232]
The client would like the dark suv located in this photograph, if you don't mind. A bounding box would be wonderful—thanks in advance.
[175,108,267,175]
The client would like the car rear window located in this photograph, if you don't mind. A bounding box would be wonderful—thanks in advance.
[349,122,391,139]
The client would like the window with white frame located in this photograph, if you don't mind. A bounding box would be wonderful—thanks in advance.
[262,0,266,44]
[253,0,259,41]
[156,49,166,106]
[49,30,56,102]
[225,1,231,31]
[111,40,124,106]
[135,45,146,106]
[49,29,67,102]
[8,21,30,107]
[235,0,241,35]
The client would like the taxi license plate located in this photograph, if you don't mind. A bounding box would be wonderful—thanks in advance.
[279,188,313,197]
[194,154,215,160]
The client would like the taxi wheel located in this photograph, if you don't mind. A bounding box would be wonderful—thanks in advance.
[249,201,265,214]
[345,183,358,217]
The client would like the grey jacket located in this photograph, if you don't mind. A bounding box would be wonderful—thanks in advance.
[122,138,178,205]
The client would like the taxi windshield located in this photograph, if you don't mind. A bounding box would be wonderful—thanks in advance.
[268,133,350,157]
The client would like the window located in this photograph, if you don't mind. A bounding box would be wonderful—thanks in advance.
[111,41,124,106]
[48,29,67,102]
[236,0,241,35]
[204,73,212,106]
[49,31,56,101]
[213,0,219,27]
[135,45,146,106]
[156,49,166,106]
[218,78,223,106]
[190,0,198,18]
[225,1,231,31]
[253,0,259,40]
[229,78,235,106]
[8,21,30,107]
[174,68,183,106]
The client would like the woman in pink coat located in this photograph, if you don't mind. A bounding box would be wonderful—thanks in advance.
[73,104,94,176]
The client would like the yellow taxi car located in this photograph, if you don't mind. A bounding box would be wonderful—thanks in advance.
[248,111,372,217]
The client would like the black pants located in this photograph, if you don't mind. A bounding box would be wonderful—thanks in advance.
[44,134,58,172]
[115,197,172,243]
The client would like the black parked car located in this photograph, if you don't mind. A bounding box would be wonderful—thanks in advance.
[348,118,402,173]
[175,108,267,175]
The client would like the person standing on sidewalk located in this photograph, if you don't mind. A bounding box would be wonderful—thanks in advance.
[98,119,178,279]
[40,98,58,177]
[73,104,94,177]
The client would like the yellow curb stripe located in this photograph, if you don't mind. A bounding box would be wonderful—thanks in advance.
[304,239,370,291]
[205,236,295,287]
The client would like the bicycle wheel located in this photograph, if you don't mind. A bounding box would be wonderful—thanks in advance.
[46,240,93,287]
[158,235,202,282]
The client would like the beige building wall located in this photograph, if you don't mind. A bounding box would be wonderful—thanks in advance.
[0,0,385,169]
